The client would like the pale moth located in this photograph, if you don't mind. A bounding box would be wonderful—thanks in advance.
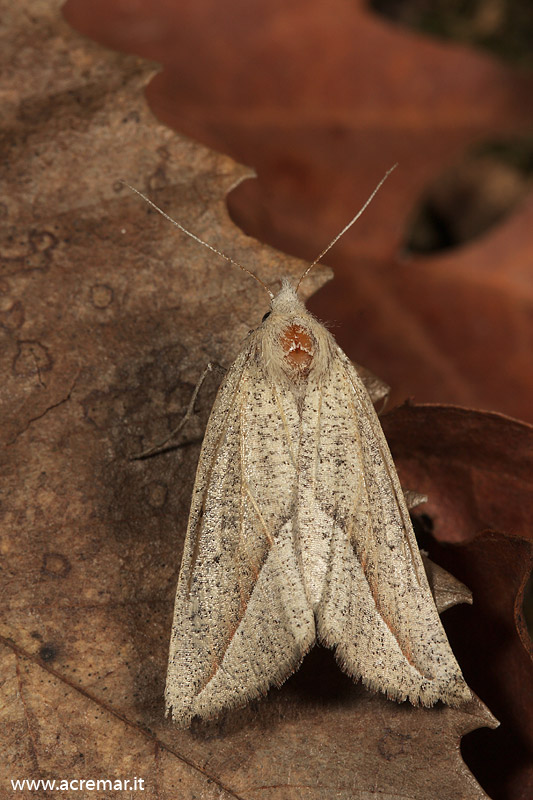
[127,169,471,726]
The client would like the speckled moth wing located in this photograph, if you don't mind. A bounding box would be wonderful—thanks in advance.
[165,344,315,725]
[314,349,470,706]
[128,171,470,725]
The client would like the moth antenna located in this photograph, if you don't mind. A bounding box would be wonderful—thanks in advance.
[120,181,274,298]
[296,164,398,293]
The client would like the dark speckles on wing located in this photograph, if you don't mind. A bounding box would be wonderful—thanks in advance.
[166,289,470,725]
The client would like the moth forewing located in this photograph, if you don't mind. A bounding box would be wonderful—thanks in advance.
[165,332,316,725]
[165,280,471,725]
[315,351,470,706]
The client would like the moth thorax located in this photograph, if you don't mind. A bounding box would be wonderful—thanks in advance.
[280,324,315,376]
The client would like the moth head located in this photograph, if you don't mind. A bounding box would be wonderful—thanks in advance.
[260,279,321,379]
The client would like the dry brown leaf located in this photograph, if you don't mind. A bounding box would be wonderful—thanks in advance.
[2,3,527,800]
[64,0,533,423]
[383,405,533,799]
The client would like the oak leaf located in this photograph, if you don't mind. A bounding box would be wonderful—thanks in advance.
[1,3,530,800]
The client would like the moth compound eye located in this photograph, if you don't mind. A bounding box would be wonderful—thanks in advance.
[262,311,271,323]
[280,324,315,374]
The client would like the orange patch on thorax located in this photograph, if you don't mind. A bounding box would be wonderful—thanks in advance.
[280,324,314,374]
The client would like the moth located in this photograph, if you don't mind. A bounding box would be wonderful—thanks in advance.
[127,171,471,726]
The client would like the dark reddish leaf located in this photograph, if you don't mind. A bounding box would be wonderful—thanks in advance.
[384,404,533,800]
[64,0,533,423]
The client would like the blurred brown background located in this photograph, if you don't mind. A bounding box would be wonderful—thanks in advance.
[64,0,533,420]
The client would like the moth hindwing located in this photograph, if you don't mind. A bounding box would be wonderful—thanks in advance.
[165,279,471,725]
